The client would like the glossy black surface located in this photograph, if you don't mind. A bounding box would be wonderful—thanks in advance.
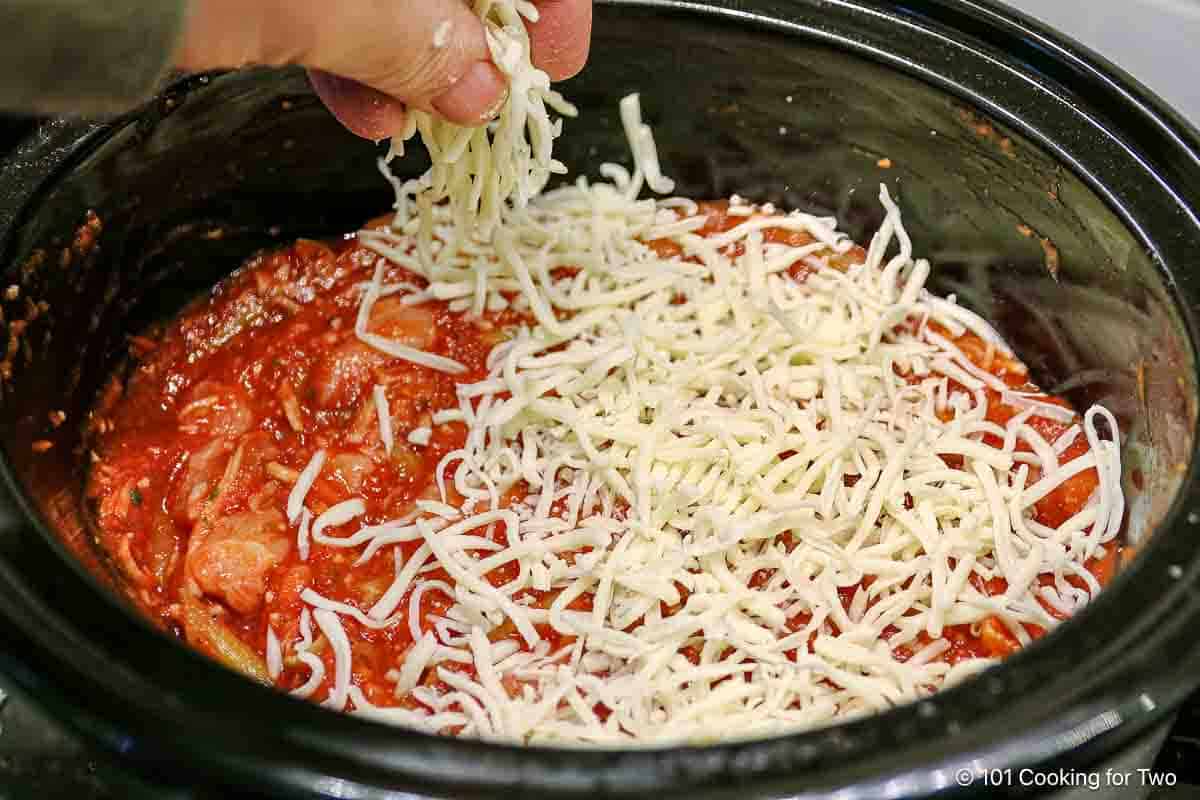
[0,1,1198,798]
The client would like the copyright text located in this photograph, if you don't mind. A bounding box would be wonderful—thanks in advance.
[954,768,1177,790]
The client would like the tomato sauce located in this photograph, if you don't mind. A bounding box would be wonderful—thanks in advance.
[82,203,1118,716]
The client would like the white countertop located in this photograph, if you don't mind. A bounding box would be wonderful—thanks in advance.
[1001,0,1200,127]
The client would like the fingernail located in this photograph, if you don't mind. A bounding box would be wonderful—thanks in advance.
[432,61,508,125]
[308,70,410,141]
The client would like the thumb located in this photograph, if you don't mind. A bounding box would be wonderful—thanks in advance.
[179,0,508,137]
[305,71,410,142]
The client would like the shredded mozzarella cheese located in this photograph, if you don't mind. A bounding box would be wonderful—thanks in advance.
[312,499,367,542]
[375,384,394,454]
[384,0,577,235]
[290,609,326,699]
[314,609,353,711]
[288,450,326,524]
[278,93,1127,747]
[265,625,282,680]
[297,507,312,562]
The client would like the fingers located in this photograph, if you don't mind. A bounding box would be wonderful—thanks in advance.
[178,0,508,137]
[430,62,509,125]
[305,0,507,127]
[528,0,593,81]
[306,71,408,142]
[177,0,591,142]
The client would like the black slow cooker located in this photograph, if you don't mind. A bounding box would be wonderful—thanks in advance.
[0,0,1198,797]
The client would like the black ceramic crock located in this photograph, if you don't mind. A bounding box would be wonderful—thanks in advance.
[0,0,1198,797]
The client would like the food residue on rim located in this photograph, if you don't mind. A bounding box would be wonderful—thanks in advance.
[957,107,1015,158]
[1016,223,1061,281]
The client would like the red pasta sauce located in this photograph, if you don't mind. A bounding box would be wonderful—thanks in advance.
[82,202,1123,714]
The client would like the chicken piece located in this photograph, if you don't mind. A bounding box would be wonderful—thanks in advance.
[178,380,255,436]
[210,432,281,513]
[188,508,290,615]
[96,475,137,523]
[369,297,438,347]
[171,430,279,523]
[346,392,379,445]
[307,299,437,409]
[308,340,388,410]
[172,438,233,523]
[330,451,375,494]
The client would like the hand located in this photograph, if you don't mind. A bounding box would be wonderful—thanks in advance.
[177,0,592,140]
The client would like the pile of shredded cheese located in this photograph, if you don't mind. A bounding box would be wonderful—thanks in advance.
[279,106,1128,744]
[285,8,1125,743]
[384,0,578,237]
